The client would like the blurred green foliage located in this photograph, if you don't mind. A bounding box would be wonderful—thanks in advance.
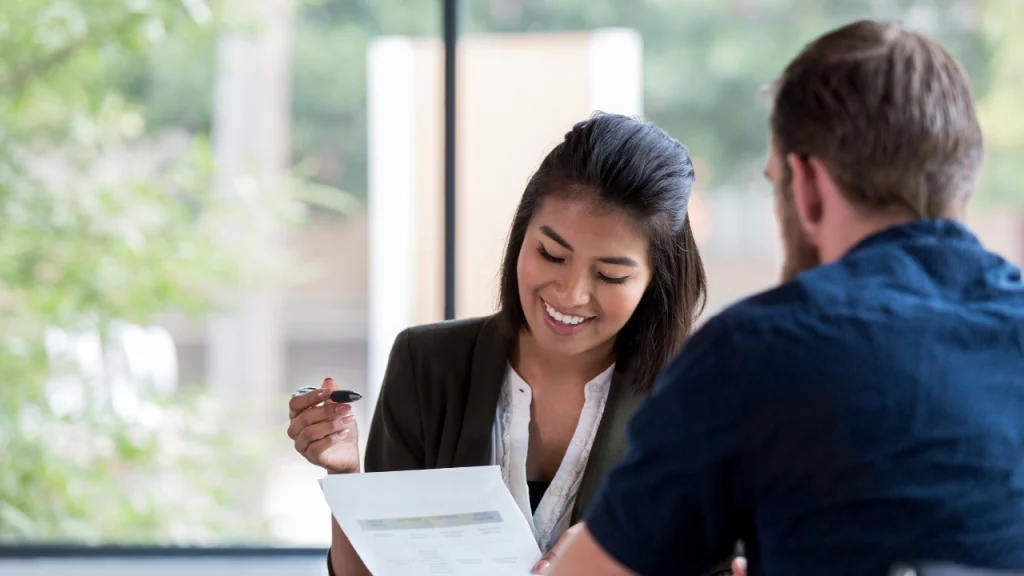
[975,0,1024,203]
[120,0,1022,203]
[0,0,268,544]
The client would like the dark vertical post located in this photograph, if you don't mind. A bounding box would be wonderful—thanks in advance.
[443,0,458,320]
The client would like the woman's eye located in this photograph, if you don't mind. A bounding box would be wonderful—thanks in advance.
[538,245,564,263]
[539,243,628,285]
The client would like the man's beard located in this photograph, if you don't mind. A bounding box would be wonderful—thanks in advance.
[777,181,821,283]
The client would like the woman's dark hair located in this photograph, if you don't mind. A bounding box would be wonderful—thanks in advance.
[498,112,707,393]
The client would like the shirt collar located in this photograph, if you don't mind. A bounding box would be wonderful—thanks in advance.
[504,362,615,404]
[847,218,979,256]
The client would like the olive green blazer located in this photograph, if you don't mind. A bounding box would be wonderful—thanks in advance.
[363,314,644,522]
[351,314,737,575]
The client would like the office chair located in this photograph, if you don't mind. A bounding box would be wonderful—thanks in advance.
[889,563,1024,576]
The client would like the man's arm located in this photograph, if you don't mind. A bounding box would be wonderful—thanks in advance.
[547,525,635,576]
[547,527,748,576]
[551,316,748,576]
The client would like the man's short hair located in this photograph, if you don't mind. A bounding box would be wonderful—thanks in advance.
[768,20,983,218]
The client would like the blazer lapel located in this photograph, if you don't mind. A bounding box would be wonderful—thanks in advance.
[452,315,512,467]
[446,319,646,518]
[572,364,645,522]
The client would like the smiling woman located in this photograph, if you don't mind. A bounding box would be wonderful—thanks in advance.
[500,113,707,395]
[287,113,736,576]
[527,210,651,333]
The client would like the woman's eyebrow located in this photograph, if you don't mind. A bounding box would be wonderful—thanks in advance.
[598,256,638,267]
[540,226,638,267]
[540,225,572,250]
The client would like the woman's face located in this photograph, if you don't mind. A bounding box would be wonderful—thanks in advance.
[517,195,653,359]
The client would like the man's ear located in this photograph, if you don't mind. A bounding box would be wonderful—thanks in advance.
[786,153,823,240]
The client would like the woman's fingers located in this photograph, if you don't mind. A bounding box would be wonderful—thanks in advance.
[732,557,748,576]
[294,411,357,453]
[289,387,329,417]
[301,402,351,426]
[302,427,353,463]
[287,379,360,472]
[288,401,352,439]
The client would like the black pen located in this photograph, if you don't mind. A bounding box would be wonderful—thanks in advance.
[330,390,362,403]
[292,386,363,404]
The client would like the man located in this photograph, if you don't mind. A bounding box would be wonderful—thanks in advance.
[547,19,1024,576]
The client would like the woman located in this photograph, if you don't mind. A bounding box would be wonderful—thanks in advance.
[288,113,724,575]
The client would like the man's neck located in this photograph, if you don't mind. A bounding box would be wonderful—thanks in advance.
[821,207,925,264]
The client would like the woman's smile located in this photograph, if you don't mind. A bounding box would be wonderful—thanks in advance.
[541,297,595,336]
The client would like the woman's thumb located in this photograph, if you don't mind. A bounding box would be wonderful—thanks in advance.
[321,377,340,392]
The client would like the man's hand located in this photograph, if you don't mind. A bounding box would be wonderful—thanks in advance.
[539,524,749,576]
[532,524,583,574]
[544,524,635,576]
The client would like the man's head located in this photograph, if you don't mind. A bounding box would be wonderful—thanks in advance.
[764,20,983,282]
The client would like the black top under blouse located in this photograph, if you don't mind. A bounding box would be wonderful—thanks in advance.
[527,480,550,514]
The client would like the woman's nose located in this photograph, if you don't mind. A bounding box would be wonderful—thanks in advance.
[556,267,591,306]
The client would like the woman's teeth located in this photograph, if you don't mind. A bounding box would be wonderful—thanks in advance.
[544,302,589,326]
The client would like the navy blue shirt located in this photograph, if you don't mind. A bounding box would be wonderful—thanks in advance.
[585,220,1024,575]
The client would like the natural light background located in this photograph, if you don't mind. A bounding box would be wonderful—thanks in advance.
[1,0,1021,549]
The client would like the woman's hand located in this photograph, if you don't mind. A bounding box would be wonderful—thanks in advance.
[288,378,360,474]
[531,523,583,574]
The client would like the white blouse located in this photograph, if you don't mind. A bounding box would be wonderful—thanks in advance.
[489,363,614,553]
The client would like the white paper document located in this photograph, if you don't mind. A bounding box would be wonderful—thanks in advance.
[320,466,542,576]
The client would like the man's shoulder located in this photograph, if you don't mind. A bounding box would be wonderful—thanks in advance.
[693,264,877,358]
[719,256,899,323]
[704,276,825,335]
[655,286,817,393]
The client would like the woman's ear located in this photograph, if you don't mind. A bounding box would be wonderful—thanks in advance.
[786,153,824,241]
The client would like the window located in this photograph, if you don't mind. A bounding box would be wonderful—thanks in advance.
[459,0,1023,314]
[0,0,438,550]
